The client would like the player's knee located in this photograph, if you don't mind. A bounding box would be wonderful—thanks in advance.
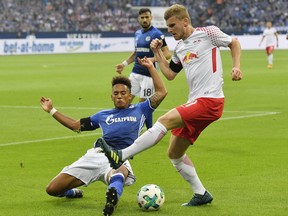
[167,148,184,160]
[158,109,183,130]
[167,149,174,159]
[46,185,54,196]
[158,115,171,127]
[46,183,60,196]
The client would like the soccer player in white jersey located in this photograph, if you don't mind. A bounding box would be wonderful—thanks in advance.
[100,4,242,207]
[259,21,279,69]
[39,57,167,216]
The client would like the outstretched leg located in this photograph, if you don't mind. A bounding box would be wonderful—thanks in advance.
[100,108,184,169]
[99,121,167,169]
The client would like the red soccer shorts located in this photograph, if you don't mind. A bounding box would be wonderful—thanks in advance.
[172,97,224,144]
[266,46,274,54]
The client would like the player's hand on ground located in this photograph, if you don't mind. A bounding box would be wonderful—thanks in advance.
[231,67,242,81]
[40,96,53,113]
[137,57,153,69]
[115,64,124,74]
[150,39,163,52]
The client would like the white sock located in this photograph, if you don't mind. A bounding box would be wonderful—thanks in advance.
[122,121,167,160]
[171,154,206,195]
[268,54,273,64]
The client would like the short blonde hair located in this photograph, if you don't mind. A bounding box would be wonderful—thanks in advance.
[164,4,191,23]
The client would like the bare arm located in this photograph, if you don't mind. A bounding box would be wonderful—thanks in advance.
[161,45,172,60]
[115,51,136,74]
[228,38,242,81]
[137,57,167,109]
[275,32,279,47]
[40,96,81,132]
[150,39,178,80]
[146,43,171,63]
[259,35,265,46]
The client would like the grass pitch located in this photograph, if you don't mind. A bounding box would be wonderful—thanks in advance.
[0,50,287,216]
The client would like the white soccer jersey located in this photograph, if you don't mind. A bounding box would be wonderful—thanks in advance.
[263,27,277,47]
[172,26,232,102]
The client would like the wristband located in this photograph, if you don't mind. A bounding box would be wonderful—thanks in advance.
[122,60,128,67]
[49,107,57,116]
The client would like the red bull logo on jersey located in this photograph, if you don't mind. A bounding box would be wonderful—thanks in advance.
[182,52,199,63]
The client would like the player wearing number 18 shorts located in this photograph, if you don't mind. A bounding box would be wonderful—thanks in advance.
[115,8,171,128]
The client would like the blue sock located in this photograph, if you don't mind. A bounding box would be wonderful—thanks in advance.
[62,189,75,198]
[108,173,125,198]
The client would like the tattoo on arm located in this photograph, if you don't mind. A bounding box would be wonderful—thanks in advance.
[150,93,165,109]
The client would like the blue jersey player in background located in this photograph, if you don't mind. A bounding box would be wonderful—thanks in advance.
[40,56,167,216]
[115,8,171,129]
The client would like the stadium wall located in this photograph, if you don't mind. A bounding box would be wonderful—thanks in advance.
[1,35,287,55]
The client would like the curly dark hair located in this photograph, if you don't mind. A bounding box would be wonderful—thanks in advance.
[112,76,131,92]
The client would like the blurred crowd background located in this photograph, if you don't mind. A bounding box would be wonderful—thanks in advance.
[1,0,287,35]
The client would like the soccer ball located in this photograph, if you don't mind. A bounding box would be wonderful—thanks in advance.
[136,184,165,211]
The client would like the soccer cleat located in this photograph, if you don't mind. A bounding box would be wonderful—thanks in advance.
[103,187,118,216]
[267,64,273,69]
[97,137,123,169]
[182,191,213,206]
[66,188,83,198]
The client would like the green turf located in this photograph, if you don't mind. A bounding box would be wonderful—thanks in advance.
[0,50,287,216]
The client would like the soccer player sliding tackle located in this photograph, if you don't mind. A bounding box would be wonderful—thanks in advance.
[40,56,167,216]
[100,4,242,207]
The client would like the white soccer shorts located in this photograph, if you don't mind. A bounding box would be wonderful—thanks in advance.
[61,147,136,186]
[129,73,154,99]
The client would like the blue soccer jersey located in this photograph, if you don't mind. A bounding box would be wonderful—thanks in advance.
[89,100,154,150]
[132,26,165,77]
